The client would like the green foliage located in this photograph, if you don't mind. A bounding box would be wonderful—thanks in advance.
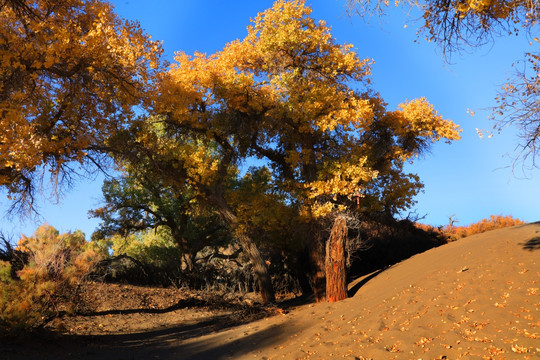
[91,156,233,270]
[0,224,100,336]
[91,227,254,291]
[98,228,182,268]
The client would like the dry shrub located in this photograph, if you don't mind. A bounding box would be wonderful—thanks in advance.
[414,223,449,240]
[416,215,525,241]
[452,215,524,239]
[0,224,100,336]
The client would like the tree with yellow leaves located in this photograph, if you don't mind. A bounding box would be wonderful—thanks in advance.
[153,0,460,301]
[0,0,162,212]
[346,0,539,169]
[347,0,537,53]
[1,0,460,303]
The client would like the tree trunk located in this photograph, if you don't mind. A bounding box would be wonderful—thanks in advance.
[210,195,275,304]
[325,215,348,302]
[170,226,195,272]
[236,233,275,304]
[308,225,327,302]
[292,251,314,296]
[182,252,195,272]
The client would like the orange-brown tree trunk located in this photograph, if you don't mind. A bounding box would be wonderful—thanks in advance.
[325,215,348,302]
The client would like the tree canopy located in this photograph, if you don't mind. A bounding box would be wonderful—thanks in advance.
[0,0,162,211]
[156,0,461,220]
[346,0,539,168]
[346,0,538,53]
[143,0,461,301]
[3,0,463,303]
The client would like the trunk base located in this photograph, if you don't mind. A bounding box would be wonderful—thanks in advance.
[325,215,348,303]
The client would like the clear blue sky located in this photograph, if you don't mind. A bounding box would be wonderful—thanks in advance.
[1,0,539,240]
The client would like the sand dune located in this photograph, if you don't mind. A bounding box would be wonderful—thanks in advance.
[2,223,539,359]
[180,223,539,359]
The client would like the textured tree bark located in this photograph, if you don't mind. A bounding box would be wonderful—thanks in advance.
[181,253,195,272]
[325,215,348,302]
[236,233,275,304]
[210,195,275,304]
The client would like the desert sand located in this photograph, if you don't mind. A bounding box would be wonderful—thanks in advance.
[1,222,538,359]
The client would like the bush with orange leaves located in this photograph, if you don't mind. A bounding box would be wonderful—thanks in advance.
[447,215,525,240]
[416,215,525,242]
[0,224,100,336]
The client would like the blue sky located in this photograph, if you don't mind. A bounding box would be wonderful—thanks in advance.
[1,0,539,239]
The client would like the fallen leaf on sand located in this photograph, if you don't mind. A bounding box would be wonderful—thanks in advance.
[511,344,529,353]
[414,337,433,347]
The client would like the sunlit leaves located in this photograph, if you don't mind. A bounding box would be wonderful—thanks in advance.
[156,0,460,221]
[346,0,539,168]
[0,0,163,211]
[396,97,461,149]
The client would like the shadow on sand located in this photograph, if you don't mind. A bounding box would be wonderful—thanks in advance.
[347,266,389,298]
[521,236,540,251]
[1,313,294,360]
[77,297,253,317]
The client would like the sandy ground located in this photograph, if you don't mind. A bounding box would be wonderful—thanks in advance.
[1,222,538,359]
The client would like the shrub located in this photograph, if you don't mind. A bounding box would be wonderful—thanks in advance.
[90,228,186,286]
[0,224,100,336]
[448,215,525,239]
[416,214,525,241]
[104,228,182,269]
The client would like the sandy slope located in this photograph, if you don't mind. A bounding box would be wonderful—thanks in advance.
[176,222,539,360]
[2,223,539,359]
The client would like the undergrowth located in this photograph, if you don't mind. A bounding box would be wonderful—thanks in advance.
[0,224,100,336]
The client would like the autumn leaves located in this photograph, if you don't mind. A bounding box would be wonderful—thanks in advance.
[2,0,461,302]
[0,0,163,211]
[156,0,460,219]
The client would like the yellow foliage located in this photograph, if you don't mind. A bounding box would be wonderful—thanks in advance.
[154,0,461,221]
[453,0,518,20]
[0,0,162,207]
[225,167,309,252]
[393,97,462,159]
[416,215,525,241]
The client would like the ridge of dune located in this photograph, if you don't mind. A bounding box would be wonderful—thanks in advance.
[181,222,539,359]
